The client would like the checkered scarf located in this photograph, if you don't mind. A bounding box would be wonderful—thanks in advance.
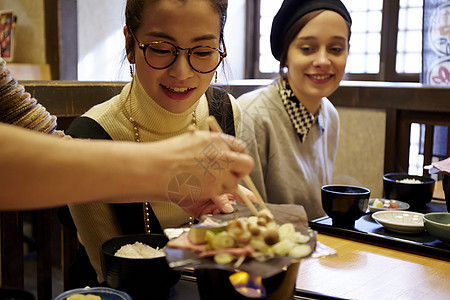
[276,78,318,143]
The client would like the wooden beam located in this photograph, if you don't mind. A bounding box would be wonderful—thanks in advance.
[44,0,59,79]
[59,0,78,80]
[44,0,78,80]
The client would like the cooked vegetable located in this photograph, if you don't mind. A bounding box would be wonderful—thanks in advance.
[263,227,279,245]
[373,199,384,208]
[272,239,296,256]
[250,238,271,253]
[247,223,262,236]
[211,231,236,249]
[257,217,267,227]
[196,208,313,264]
[214,252,235,264]
[188,224,226,244]
[278,223,295,240]
[287,231,310,244]
[237,230,252,245]
[388,202,400,209]
[289,244,312,258]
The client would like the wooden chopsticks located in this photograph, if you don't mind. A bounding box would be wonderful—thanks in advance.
[206,116,267,216]
[237,185,259,216]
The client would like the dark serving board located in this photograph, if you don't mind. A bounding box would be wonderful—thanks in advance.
[309,201,450,261]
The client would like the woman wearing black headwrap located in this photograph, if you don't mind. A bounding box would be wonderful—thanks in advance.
[238,0,351,220]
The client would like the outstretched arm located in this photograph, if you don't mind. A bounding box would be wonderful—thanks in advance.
[0,123,254,211]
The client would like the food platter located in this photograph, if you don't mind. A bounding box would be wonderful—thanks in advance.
[165,203,317,279]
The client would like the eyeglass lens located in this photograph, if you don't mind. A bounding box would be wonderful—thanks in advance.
[144,42,222,73]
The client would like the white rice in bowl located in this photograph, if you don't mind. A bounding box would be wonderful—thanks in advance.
[114,241,165,259]
[397,178,422,184]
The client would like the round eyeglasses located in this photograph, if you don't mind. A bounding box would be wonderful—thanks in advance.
[129,30,227,74]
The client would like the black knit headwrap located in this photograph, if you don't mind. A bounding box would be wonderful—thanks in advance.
[270,0,352,61]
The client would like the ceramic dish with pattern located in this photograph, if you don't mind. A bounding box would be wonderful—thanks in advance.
[372,211,424,234]
[368,198,410,213]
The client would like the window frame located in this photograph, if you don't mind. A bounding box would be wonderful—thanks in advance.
[245,0,421,82]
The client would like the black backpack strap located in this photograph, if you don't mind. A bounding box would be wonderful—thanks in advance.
[114,203,164,235]
[64,116,164,235]
[65,116,112,140]
[206,86,236,136]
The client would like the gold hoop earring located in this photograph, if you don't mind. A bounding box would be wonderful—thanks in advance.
[130,65,134,78]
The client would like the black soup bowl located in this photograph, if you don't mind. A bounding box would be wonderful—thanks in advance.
[383,173,435,210]
[100,233,181,300]
[321,185,371,229]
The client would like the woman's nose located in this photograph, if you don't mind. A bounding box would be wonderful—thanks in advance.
[313,49,331,67]
[168,52,194,80]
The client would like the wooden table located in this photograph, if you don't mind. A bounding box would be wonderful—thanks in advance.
[296,233,450,300]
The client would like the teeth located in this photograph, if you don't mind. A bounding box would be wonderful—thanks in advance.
[168,87,190,93]
[310,75,331,80]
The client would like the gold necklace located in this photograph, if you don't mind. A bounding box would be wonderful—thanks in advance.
[128,109,197,233]
[129,111,197,143]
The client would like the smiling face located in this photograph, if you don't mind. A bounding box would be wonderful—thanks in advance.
[127,0,221,113]
[285,10,349,113]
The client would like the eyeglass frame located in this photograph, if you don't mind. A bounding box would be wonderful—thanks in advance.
[128,28,227,74]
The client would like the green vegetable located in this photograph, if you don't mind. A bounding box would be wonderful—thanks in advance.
[278,223,295,240]
[250,238,271,253]
[288,231,310,244]
[211,231,236,249]
[272,239,295,256]
[188,224,226,244]
[289,244,312,258]
[214,252,234,264]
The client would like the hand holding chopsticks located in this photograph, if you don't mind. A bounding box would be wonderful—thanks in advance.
[206,116,268,216]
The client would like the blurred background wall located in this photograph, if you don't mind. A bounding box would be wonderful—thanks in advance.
[0,0,46,64]
[1,0,245,82]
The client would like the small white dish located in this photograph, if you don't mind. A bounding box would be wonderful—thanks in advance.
[368,198,410,213]
[372,211,424,234]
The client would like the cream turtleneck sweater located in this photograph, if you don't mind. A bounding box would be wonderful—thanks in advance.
[70,74,241,282]
[86,73,210,142]
[84,73,241,228]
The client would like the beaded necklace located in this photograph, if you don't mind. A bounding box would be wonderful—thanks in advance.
[125,87,197,233]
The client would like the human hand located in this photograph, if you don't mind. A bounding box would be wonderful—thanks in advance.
[177,193,234,219]
[173,186,257,219]
[205,184,259,214]
[163,131,254,199]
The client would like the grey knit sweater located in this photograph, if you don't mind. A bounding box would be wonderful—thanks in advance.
[237,82,339,220]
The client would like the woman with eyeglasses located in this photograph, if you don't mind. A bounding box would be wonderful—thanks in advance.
[238,0,351,221]
[63,0,247,287]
